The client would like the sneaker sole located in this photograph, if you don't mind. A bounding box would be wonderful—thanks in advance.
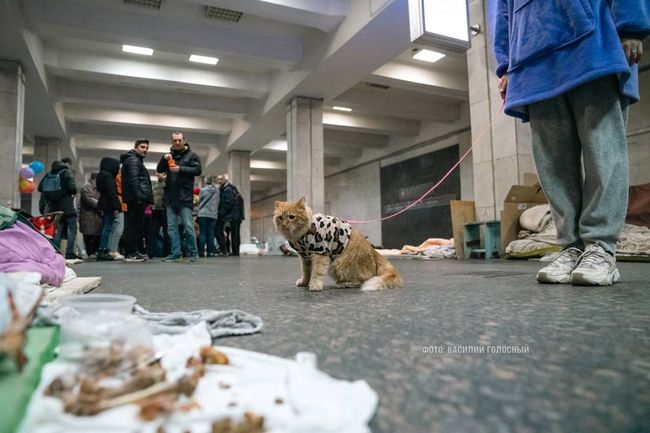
[570,268,620,286]
[536,272,572,284]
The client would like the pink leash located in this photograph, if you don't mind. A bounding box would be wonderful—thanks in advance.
[346,101,505,225]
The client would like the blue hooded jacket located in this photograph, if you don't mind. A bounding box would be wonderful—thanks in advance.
[489,0,650,121]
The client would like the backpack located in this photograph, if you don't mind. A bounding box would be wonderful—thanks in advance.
[41,171,66,202]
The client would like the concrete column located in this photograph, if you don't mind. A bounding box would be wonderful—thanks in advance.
[32,136,61,214]
[467,0,535,222]
[0,60,25,209]
[286,96,325,213]
[228,150,251,244]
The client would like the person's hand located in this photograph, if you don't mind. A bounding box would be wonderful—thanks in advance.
[156,172,167,180]
[164,154,172,160]
[622,39,643,65]
[498,74,508,100]
[170,165,180,173]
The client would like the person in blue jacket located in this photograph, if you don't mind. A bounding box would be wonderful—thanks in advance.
[490,0,649,286]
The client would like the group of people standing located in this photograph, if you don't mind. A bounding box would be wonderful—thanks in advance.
[38,131,244,262]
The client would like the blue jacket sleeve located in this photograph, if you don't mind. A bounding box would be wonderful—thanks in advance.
[610,0,650,39]
[488,0,510,77]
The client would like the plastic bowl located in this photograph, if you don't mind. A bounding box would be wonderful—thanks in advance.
[61,294,136,315]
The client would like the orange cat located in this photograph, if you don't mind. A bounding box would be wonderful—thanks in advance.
[273,197,402,291]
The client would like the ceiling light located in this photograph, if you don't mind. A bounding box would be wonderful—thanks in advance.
[412,49,445,63]
[122,45,153,56]
[332,106,352,112]
[189,54,219,65]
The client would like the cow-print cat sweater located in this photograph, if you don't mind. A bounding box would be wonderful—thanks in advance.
[289,213,351,260]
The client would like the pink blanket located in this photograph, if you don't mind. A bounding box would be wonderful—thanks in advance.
[0,220,66,286]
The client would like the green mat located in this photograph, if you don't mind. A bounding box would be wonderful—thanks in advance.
[0,326,59,433]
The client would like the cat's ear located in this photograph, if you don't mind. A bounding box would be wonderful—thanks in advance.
[274,200,282,208]
[297,196,306,208]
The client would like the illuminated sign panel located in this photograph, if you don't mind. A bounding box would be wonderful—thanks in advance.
[409,0,470,52]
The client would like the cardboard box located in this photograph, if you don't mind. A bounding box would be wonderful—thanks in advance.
[500,184,548,253]
[450,200,476,260]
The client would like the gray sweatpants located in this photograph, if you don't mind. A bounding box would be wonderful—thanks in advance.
[528,75,629,255]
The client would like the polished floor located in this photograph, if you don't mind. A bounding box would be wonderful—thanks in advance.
[75,256,650,433]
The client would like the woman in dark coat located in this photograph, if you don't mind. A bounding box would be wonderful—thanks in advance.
[79,172,102,256]
[95,157,121,261]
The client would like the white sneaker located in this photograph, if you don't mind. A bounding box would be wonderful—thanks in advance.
[537,247,583,283]
[110,251,125,260]
[570,244,620,286]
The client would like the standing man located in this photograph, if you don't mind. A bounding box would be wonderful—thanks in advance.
[215,174,241,256]
[490,0,649,285]
[38,160,81,259]
[157,131,202,262]
[120,139,154,262]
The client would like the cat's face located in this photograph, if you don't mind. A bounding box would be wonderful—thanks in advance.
[274,197,311,238]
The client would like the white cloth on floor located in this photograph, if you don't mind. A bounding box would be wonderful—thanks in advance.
[133,304,263,339]
[63,267,77,283]
[20,322,378,433]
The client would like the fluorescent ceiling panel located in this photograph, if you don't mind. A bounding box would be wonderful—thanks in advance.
[189,55,219,65]
[412,49,446,63]
[122,45,153,56]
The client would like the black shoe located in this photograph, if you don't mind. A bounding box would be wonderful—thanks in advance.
[133,252,148,261]
[65,253,84,260]
[96,251,114,261]
[124,254,146,263]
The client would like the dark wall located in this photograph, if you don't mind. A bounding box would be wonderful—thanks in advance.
[380,145,460,248]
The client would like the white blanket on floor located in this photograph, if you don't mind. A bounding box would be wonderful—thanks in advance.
[19,323,378,433]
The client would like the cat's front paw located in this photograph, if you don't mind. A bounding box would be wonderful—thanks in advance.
[296,278,309,287]
[308,281,324,292]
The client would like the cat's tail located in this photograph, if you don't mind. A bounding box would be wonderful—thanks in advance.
[361,260,402,291]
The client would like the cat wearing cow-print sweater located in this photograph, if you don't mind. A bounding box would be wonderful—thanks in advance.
[273,197,401,292]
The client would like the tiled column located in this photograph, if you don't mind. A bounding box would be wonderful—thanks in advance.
[467,0,535,222]
[228,150,251,244]
[0,60,25,209]
[286,97,325,213]
[32,137,61,214]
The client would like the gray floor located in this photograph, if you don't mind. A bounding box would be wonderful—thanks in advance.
[75,256,650,433]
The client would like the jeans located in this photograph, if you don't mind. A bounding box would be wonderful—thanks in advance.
[198,217,217,256]
[108,212,124,253]
[529,75,629,254]
[99,212,114,250]
[54,215,78,256]
[167,206,197,257]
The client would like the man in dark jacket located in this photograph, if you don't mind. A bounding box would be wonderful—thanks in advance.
[121,139,154,262]
[215,174,243,256]
[156,131,202,262]
[38,160,80,259]
[96,157,122,261]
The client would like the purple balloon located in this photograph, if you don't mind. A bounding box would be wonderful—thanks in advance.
[29,160,45,174]
[19,166,35,179]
